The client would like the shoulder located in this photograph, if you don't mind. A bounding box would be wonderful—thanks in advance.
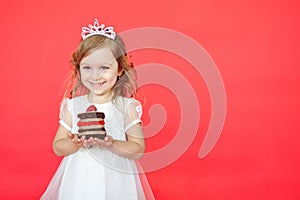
[60,95,88,111]
[60,95,82,104]
[115,96,141,107]
[122,97,143,117]
[65,95,88,106]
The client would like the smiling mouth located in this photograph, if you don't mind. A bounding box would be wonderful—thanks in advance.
[90,82,105,89]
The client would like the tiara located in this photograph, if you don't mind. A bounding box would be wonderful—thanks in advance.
[81,19,116,40]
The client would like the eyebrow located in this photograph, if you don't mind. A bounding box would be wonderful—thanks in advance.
[80,62,112,66]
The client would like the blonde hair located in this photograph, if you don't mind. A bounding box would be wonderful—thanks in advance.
[64,35,138,100]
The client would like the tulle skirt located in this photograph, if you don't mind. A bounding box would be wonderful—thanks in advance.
[41,148,154,200]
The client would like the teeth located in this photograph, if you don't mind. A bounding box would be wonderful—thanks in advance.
[91,82,104,88]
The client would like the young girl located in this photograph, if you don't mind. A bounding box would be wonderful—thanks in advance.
[41,19,154,200]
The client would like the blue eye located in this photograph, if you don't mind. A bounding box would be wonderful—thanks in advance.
[100,66,109,70]
[82,66,91,70]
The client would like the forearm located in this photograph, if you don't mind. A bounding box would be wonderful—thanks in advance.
[109,139,145,160]
[53,138,81,156]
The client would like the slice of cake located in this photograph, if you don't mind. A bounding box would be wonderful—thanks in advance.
[77,105,106,140]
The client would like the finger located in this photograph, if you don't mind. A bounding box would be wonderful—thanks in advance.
[104,136,109,142]
[92,138,103,147]
[81,135,86,141]
[92,138,105,148]
[68,133,74,139]
[101,136,112,147]
[105,136,112,143]
[71,136,78,143]
[82,139,89,148]
[75,138,82,145]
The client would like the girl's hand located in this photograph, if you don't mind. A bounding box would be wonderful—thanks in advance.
[88,135,114,149]
[80,135,93,148]
[68,133,83,148]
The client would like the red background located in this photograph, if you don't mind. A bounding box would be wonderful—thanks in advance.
[1,0,299,199]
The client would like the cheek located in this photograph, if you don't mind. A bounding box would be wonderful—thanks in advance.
[79,69,85,79]
[104,71,118,81]
[79,70,94,80]
[80,73,88,80]
[107,75,118,84]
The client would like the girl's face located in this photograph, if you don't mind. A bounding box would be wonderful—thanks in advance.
[79,48,122,99]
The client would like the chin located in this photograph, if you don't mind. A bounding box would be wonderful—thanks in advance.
[91,89,111,96]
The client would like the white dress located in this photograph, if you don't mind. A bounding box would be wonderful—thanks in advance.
[41,95,154,200]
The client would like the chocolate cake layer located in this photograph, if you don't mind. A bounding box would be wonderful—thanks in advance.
[77,112,105,119]
[78,133,106,140]
[78,127,106,133]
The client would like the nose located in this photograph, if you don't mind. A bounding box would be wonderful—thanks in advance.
[92,68,104,80]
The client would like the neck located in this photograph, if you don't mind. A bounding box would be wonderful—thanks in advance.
[88,92,113,104]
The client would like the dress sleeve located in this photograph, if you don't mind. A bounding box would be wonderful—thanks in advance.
[124,99,143,132]
[58,98,72,132]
